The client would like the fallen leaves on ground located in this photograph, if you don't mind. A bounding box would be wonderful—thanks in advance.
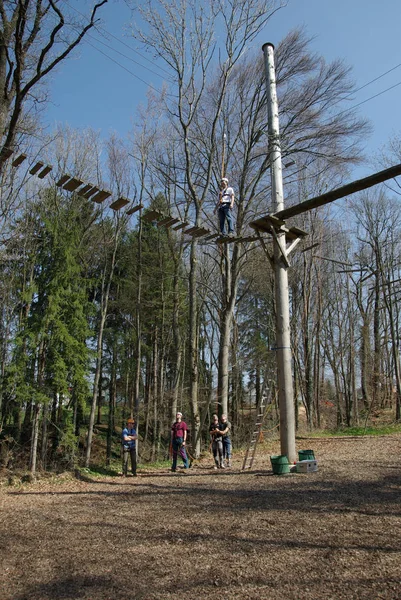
[1,435,400,599]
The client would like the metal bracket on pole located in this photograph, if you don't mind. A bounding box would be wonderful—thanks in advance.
[251,215,308,264]
[286,236,302,256]
[269,225,290,268]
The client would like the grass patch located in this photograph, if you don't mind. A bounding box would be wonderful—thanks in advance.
[335,423,401,436]
[77,463,121,478]
[140,459,171,470]
[298,423,401,438]
[76,458,172,478]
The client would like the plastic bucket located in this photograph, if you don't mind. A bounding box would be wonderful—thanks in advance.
[270,454,290,475]
[298,449,315,461]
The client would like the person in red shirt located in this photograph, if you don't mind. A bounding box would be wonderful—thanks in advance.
[171,412,189,472]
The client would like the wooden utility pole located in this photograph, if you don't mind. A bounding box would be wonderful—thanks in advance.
[262,43,297,463]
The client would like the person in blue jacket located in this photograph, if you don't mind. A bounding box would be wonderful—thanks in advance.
[122,417,138,477]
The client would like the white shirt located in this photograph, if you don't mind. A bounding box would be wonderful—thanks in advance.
[220,187,234,205]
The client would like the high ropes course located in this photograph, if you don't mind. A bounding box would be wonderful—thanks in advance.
[0,148,268,246]
[3,148,401,252]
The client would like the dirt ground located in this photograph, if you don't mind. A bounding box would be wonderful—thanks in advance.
[1,435,400,600]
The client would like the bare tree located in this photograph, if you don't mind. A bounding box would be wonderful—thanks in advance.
[205,29,369,420]
[0,0,108,165]
[350,190,401,421]
[129,0,284,454]
[84,135,133,468]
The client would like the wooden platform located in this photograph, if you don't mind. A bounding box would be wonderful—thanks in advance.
[142,210,165,222]
[110,197,130,211]
[250,214,308,240]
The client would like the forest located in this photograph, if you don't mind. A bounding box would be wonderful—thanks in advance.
[1,0,401,477]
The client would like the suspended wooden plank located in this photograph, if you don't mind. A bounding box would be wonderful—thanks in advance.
[172,222,189,231]
[216,234,258,244]
[142,209,164,222]
[187,227,210,237]
[37,165,52,179]
[29,161,44,175]
[157,216,177,227]
[182,226,199,235]
[216,235,234,244]
[126,204,143,215]
[110,197,130,211]
[91,190,112,203]
[77,183,94,196]
[0,148,13,162]
[83,186,99,199]
[56,174,71,187]
[163,218,180,228]
[63,177,83,192]
[237,235,259,243]
[12,154,27,167]
[203,233,220,241]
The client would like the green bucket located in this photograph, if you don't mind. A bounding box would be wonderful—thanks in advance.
[270,455,290,475]
[298,449,315,461]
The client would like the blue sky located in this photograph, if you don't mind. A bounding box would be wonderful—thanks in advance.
[46,0,401,177]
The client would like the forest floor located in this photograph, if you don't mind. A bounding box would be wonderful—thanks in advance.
[1,434,401,600]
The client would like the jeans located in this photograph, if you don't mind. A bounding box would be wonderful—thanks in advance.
[222,437,231,460]
[172,437,189,470]
[123,445,137,475]
[218,204,233,234]
[212,438,224,465]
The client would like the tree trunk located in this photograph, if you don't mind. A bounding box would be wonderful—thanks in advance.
[85,231,119,468]
[217,246,238,417]
[106,342,117,466]
[189,240,200,456]
[29,404,40,477]
[151,328,158,462]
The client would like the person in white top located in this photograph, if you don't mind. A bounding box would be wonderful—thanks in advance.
[217,177,235,236]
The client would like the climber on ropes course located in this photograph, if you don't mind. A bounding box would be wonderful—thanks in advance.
[216,133,235,236]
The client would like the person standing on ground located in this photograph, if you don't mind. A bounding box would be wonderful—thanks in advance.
[217,177,235,236]
[220,413,232,467]
[122,417,138,477]
[209,414,225,469]
[171,412,189,472]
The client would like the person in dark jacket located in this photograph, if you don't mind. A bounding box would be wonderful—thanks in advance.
[122,417,138,476]
[220,413,232,467]
[209,414,225,469]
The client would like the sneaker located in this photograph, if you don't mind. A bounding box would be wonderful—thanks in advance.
[171,468,176,472]
[227,460,231,468]
[214,465,218,470]
[220,463,225,469]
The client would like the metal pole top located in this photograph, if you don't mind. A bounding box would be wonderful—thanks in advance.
[262,42,275,52]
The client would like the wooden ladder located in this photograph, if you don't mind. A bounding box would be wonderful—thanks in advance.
[241,396,270,471]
